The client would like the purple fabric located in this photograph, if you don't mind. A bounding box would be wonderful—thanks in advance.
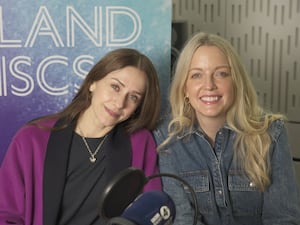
[0,118,161,225]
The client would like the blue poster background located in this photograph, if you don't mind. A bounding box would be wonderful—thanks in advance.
[0,0,171,164]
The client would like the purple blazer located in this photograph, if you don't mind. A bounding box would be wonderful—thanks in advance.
[0,118,161,225]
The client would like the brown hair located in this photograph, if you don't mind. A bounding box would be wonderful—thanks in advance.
[30,48,161,133]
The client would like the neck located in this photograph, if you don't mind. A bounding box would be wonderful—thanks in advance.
[76,113,113,138]
[197,117,225,146]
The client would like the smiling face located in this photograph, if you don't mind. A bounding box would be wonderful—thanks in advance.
[83,66,147,133]
[185,45,234,125]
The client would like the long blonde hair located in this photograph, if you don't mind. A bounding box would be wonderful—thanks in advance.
[162,32,284,191]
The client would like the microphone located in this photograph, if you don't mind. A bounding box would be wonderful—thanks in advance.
[98,167,198,225]
[107,190,175,225]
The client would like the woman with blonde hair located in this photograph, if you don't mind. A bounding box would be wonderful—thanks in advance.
[154,32,300,225]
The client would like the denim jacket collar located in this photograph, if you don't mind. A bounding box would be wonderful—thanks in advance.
[177,122,233,139]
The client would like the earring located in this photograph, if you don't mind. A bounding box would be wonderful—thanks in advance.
[184,96,189,104]
[183,96,192,114]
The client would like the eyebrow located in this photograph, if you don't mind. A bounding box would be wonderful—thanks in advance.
[189,65,230,72]
[111,78,144,96]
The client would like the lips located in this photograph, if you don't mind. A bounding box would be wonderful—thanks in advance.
[105,106,120,118]
[200,95,221,103]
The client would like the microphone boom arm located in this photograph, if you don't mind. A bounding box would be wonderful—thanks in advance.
[147,173,199,225]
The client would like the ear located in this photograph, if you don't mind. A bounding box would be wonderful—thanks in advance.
[89,82,96,92]
[184,91,189,98]
[183,86,188,98]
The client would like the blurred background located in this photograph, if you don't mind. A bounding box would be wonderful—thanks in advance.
[170,0,300,186]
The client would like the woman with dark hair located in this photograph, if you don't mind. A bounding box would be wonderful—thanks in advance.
[0,48,162,225]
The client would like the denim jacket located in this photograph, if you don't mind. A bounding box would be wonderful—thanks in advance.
[154,119,300,225]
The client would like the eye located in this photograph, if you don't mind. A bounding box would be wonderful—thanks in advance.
[214,70,230,78]
[128,94,139,103]
[190,72,203,79]
[111,84,120,91]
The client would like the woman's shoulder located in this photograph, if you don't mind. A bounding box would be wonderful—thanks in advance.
[153,117,171,138]
[15,117,58,138]
[268,118,286,141]
[130,128,152,137]
[131,115,171,138]
[154,116,171,132]
[129,128,155,147]
[6,118,59,154]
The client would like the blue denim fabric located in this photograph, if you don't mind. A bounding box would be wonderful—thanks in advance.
[154,119,300,225]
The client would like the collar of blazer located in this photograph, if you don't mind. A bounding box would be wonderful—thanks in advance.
[43,119,132,225]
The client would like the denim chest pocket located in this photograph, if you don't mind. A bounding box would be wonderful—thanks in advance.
[179,170,213,215]
[228,171,263,216]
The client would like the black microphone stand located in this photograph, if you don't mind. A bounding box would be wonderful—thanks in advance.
[147,173,199,225]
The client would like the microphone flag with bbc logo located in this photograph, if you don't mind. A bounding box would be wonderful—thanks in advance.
[108,190,175,225]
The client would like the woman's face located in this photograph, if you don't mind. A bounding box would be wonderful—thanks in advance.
[185,45,234,124]
[86,66,147,130]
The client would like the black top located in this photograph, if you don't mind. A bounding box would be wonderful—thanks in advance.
[58,133,107,225]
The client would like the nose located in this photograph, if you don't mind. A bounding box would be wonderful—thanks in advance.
[203,74,217,90]
[115,94,126,109]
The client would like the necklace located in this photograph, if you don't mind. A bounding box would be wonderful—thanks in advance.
[78,127,108,163]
